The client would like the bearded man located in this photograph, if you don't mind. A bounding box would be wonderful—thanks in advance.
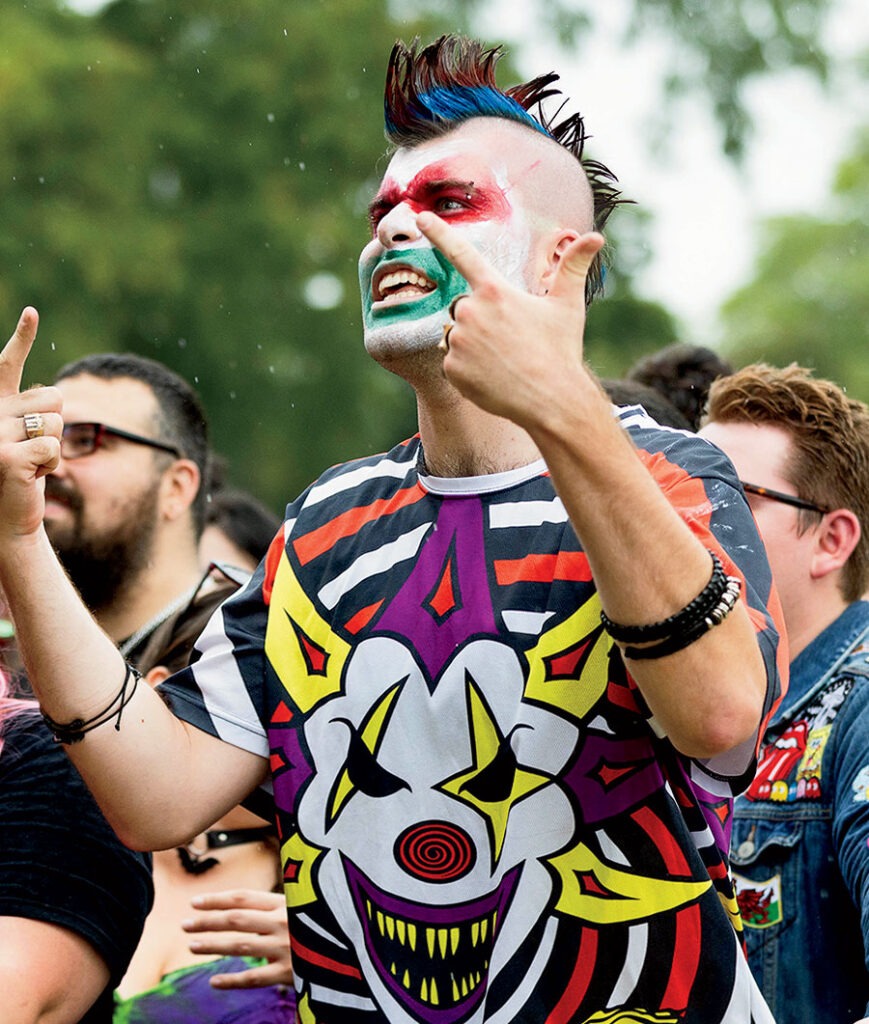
[43,353,210,662]
[0,36,784,1023]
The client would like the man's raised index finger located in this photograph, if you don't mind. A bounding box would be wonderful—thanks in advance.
[0,307,39,397]
[416,212,491,289]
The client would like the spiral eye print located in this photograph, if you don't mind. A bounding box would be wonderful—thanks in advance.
[395,821,476,882]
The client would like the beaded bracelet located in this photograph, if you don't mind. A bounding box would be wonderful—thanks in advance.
[600,551,727,644]
[621,575,742,660]
[41,662,140,745]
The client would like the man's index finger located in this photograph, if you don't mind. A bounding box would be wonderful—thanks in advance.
[0,307,39,398]
[416,213,491,290]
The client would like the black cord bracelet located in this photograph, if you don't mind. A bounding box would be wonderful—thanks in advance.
[600,551,728,644]
[41,662,141,745]
[622,575,742,660]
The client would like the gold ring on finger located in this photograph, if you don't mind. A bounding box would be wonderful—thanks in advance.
[23,412,45,440]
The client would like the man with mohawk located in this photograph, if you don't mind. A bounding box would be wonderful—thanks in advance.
[0,35,782,1023]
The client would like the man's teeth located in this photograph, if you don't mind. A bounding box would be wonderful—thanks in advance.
[378,270,434,297]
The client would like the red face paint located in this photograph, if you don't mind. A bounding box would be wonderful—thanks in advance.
[368,159,511,235]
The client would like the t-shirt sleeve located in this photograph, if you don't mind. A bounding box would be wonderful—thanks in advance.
[625,416,787,785]
[0,712,153,987]
[158,526,285,758]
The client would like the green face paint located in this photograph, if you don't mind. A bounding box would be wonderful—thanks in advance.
[359,247,469,332]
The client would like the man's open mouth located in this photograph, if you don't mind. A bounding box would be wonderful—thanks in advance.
[373,263,437,306]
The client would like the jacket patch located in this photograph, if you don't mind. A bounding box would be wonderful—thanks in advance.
[853,764,869,803]
[746,677,854,803]
[733,872,782,929]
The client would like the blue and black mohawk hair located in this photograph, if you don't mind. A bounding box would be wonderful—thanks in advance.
[384,35,625,303]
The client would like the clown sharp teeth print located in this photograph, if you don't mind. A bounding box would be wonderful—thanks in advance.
[345,856,519,1018]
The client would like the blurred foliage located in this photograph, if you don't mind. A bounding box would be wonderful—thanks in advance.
[0,0,857,510]
[625,0,833,158]
[3,0,479,510]
[585,286,680,379]
[519,0,834,159]
[583,205,680,377]
[720,128,869,398]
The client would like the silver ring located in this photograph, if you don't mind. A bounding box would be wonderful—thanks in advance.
[23,412,45,440]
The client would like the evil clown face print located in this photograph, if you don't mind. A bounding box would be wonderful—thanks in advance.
[267,494,585,1022]
[359,121,539,363]
[263,479,720,1023]
[300,634,579,1023]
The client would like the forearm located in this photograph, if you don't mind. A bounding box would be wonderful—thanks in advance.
[406,216,772,757]
[0,531,261,847]
[529,370,767,757]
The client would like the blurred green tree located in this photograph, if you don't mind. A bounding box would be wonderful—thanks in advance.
[2,0,478,509]
[720,128,869,398]
[0,0,852,509]
[583,207,680,377]
[505,0,835,159]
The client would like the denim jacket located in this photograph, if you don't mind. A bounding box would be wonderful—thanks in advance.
[732,601,869,1023]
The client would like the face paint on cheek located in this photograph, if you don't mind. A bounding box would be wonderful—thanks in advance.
[359,248,470,332]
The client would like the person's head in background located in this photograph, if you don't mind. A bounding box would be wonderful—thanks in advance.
[601,378,692,431]
[628,343,734,431]
[45,353,209,621]
[199,487,281,574]
[700,363,869,658]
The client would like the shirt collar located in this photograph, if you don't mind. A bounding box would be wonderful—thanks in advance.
[780,600,869,720]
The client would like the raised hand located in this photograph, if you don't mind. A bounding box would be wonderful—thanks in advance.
[182,888,293,989]
[417,212,604,430]
[0,308,63,537]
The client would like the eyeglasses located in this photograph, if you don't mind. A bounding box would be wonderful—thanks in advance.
[61,422,181,461]
[740,481,829,515]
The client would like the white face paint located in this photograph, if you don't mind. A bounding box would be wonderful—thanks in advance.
[359,129,538,363]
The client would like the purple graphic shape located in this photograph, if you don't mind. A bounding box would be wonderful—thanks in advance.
[268,724,314,817]
[563,733,665,825]
[686,772,732,853]
[376,497,498,681]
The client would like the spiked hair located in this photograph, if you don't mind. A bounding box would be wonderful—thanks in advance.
[384,35,625,304]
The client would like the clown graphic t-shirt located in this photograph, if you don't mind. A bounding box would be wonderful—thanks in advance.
[161,407,784,1024]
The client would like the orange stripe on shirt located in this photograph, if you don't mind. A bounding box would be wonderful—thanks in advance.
[495,551,593,586]
[262,526,287,606]
[293,483,426,566]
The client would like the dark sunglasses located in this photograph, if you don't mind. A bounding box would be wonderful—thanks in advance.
[61,422,181,461]
[740,481,829,515]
